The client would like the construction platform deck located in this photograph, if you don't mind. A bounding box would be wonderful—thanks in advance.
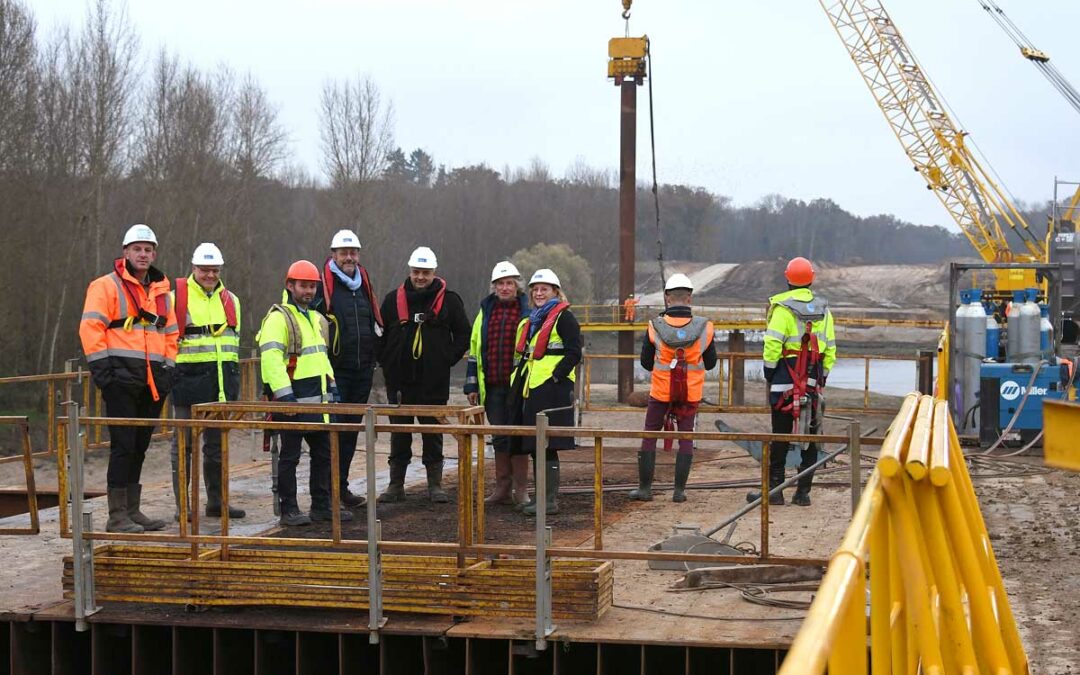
[0,408,882,674]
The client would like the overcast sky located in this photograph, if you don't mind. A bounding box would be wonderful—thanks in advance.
[31,0,1080,231]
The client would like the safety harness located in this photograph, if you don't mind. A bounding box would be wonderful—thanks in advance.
[650,315,708,451]
[513,303,570,399]
[106,259,171,400]
[396,280,446,360]
[174,279,238,338]
[258,303,330,452]
[321,259,384,355]
[516,302,570,359]
[771,297,828,427]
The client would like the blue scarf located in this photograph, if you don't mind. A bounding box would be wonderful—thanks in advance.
[328,259,363,291]
[528,299,560,339]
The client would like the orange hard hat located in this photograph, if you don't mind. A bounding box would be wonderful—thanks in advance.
[286,260,320,282]
[785,257,815,286]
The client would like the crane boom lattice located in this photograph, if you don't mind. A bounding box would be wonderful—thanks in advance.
[819,0,1046,271]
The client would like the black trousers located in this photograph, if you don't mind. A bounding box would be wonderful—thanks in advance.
[388,387,446,468]
[102,384,165,488]
[768,405,820,491]
[335,365,374,490]
[278,426,331,513]
[484,384,512,454]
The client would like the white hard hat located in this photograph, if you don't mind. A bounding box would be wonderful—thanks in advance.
[528,268,561,288]
[490,260,521,283]
[330,229,362,250]
[408,246,438,269]
[191,242,224,266]
[122,224,157,247]
[665,273,694,292]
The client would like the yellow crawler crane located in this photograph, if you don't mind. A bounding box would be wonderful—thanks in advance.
[819,0,1049,296]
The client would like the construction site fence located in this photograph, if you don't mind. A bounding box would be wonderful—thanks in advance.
[779,392,1028,675]
[49,399,885,646]
[579,350,937,416]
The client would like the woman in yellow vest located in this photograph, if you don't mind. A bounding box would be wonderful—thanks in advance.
[509,269,581,516]
[629,274,716,503]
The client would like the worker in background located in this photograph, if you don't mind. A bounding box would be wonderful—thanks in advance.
[465,261,531,506]
[509,269,582,516]
[623,293,639,322]
[377,247,470,504]
[629,274,716,503]
[79,224,178,533]
[747,257,836,507]
[170,243,245,521]
[316,229,382,509]
[259,260,349,526]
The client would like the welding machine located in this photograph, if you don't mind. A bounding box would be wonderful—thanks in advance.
[979,362,1069,446]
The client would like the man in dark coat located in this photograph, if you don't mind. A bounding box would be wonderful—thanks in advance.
[315,229,383,509]
[377,246,470,503]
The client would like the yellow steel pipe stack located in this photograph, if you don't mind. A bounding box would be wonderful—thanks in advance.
[780,392,1030,675]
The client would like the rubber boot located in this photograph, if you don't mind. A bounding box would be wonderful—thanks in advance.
[378,463,408,503]
[204,462,246,518]
[125,484,165,531]
[523,459,560,516]
[792,462,813,506]
[485,452,514,505]
[426,462,450,503]
[746,476,785,506]
[672,453,693,503]
[510,454,531,507]
[106,487,144,533]
[341,488,367,508]
[628,451,655,501]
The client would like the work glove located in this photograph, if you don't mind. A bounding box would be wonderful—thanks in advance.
[467,392,479,406]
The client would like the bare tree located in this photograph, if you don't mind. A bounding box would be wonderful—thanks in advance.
[318,74,394,245]
[76,0,138,271]
[230,72,286,180]
[0,0,38,173]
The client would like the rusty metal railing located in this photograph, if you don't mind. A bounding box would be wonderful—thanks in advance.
[0,416,40,535]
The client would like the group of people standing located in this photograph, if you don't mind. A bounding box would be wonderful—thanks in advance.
[79,223,833,533]
[79,224,585,531]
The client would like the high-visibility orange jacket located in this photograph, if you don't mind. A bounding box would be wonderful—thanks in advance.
[79,259,179,400]
[645,313,715,403]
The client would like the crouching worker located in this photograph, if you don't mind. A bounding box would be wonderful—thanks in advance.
[259,260,350,526]
[629,274,716,503]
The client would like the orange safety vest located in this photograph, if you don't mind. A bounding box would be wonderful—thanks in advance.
[79,259,179,400]
[647,315,714,404]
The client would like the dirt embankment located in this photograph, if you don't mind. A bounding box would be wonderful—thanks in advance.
[691,260,956,309]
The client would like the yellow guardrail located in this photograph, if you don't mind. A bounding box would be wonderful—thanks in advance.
[780,392,1029,675]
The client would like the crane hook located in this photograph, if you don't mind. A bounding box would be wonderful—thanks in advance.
[621,0,632,20]
[622,9,631,19]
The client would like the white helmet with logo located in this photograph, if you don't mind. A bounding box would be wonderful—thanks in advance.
[191,242,224,266]
[122,224,157,247]
[408,246,438,269]
[664,273,694,292]
[490,260,521,283]
[528,268,561,288]
[330,229,362,250]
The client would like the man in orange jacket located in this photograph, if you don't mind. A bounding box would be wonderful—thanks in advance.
[629,274,716,503]
[79,224,179,533]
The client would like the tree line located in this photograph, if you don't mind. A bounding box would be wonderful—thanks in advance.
[0,0,1031,378]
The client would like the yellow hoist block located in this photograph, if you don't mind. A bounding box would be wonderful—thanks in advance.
[1042,399,1080,472]
[608,37,647,81]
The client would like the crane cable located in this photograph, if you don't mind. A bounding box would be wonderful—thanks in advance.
[645,38,668,288]
[975,0,1080,116]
